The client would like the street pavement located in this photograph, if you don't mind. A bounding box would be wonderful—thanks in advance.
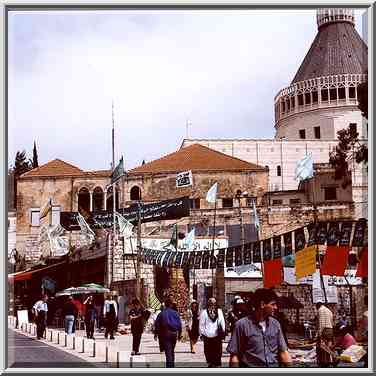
[8,329,96,368]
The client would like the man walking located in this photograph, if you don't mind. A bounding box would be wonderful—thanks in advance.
[33,295,48,340]
[63,295,78,335]
[199,297,226,367]
[103,294,118,339]
[316,301,334,367]
[227,288,292,367]
[129,298,145,355]
[154,298,182,368]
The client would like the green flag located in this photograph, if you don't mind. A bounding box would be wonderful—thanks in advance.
[111,156,124,184]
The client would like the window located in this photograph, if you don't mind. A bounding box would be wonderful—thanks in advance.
[130,186,141,201]
[314,126,321,139]
[290,198,301,205]
[298,94,304,106]
[272,199,283,206]
[338,87,346,99]
[190,198,201,209]
[349,87,356,98]
[321,89,328,101]
[246,197,257,207]
[324,187,337,200]
[277,165,282,176]
[30,208,40,226]
[349,123,357,135]
[51,206,61,225]
[312,90,318,103]
[329,88,337,100]
[222,198,233,208]
[299,129,306,139]
[305,93,311,104]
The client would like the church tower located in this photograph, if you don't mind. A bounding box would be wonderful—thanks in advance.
[274,9,368,141]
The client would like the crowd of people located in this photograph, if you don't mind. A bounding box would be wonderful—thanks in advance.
[30,288,368,368]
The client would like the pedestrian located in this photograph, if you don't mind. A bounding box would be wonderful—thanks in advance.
[153,304,165,353]
[316,301,335,367]
[129,298,145,355]
[103,294,118,339]
[186,300,200,353]
[83,295,98,339]
[154,298,182,368]
[335,324,356,351]
[199,297,226,368]
[63,295,78,335]
[227,288,292,367]
[227,297,247,334]
[32,294,48,340]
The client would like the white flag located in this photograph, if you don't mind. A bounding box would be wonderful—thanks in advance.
[295,153,314,182]
[206,182,218,203]
[115,211,134,239]
[77,213,95,245]
[183,228,195,250]
[252,200,260,230]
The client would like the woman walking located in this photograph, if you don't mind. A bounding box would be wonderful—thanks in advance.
[199,297,226,367]
[186,300,200,353]
[83,295,98,339]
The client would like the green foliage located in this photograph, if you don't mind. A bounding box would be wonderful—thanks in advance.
[14,150,32,177]
[357,81,368,120]
[32,141,39,168]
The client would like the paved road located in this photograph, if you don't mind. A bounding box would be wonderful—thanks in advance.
[8,329,96,368]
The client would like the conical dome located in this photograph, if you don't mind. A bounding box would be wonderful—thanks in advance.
[292,9,367,83]
[274,8,368,141]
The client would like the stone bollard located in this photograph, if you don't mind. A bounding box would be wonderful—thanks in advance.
[94,341,107,362]
[130,354,148,368]
[83,338,95,357]
[52,330,59,344]
[48,329,53,342]
[118,351,132,368]
[77,337,85,353]
[64,333,67,347]
[107,343,119,366]
[66,334,75,349]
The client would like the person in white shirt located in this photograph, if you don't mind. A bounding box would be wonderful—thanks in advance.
[199,297,226,367]
[103,294,118,339]
[33,295,48,339]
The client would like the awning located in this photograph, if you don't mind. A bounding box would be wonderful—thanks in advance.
[8,261,66,282]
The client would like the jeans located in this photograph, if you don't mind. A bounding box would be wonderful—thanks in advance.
[36,311,47,339]
[161,330,177,368]
[132,331,143,353]
[85,319,95,339]
[65,315,75,334]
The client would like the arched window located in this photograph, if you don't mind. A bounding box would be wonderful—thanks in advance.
[93,187,104,212]
[78,187,90,214]
[106,186,119,211]
[277,165,282,176]
[130,186,141,201]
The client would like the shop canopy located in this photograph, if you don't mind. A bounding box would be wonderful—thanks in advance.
[8,261,66,282]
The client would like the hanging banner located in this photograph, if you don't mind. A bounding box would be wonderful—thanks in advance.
[339,221,353,246]
[283,232,293,256]
[327,222,340,246]
[263,238,272,261]
[295,245,317,280]
[168,252,177,267]
[294,227,306,251]
[217,249,225,268]
[156,251,165,267]
[61,196,190,230]
[307,223,318,246]
[317,222,328,245]
[188,252,196,268]
[194,251,203,269]
[253,241,261,263]
[162,251,172,267]
[263,259,283,288]
[174,251,183,268]
[181,252,190,268]
[352,220,367,246]
[226,247,234,267]
[209,250,217,269]
[176,170,193,188]
[321,246,350,276]
[234,246,243,266]
[243,243,252,265]
[272,235,282,259]
[202,251,210,269]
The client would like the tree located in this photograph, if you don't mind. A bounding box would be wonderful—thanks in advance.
[13,150,32,208]
[32,141,39,168]
[329,81,368,188]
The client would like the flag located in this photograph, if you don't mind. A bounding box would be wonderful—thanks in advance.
[295,246,317,280]
[176,170,193,188]
[321,246,350,276]
[111,156,125,184]
[167,224,178,250]
[263,259,283,288]
[115,211,134,239]
[252,200,260,230]
[77,212,95,245]
[295,153,313,182]
[206,182,218,204]
[183,228,195,250]
[40,198,52,220]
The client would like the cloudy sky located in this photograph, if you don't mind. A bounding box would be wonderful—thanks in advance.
[8,8,365,171]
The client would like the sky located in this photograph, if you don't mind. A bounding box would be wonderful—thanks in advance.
[8,8,366,171]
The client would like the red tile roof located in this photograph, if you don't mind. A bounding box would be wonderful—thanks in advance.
[20,159,112,179]
[128,144,266,175]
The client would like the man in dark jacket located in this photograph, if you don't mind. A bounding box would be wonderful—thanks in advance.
[63,295,78,335]
[129,298,145,355]
[154,298,182,368]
